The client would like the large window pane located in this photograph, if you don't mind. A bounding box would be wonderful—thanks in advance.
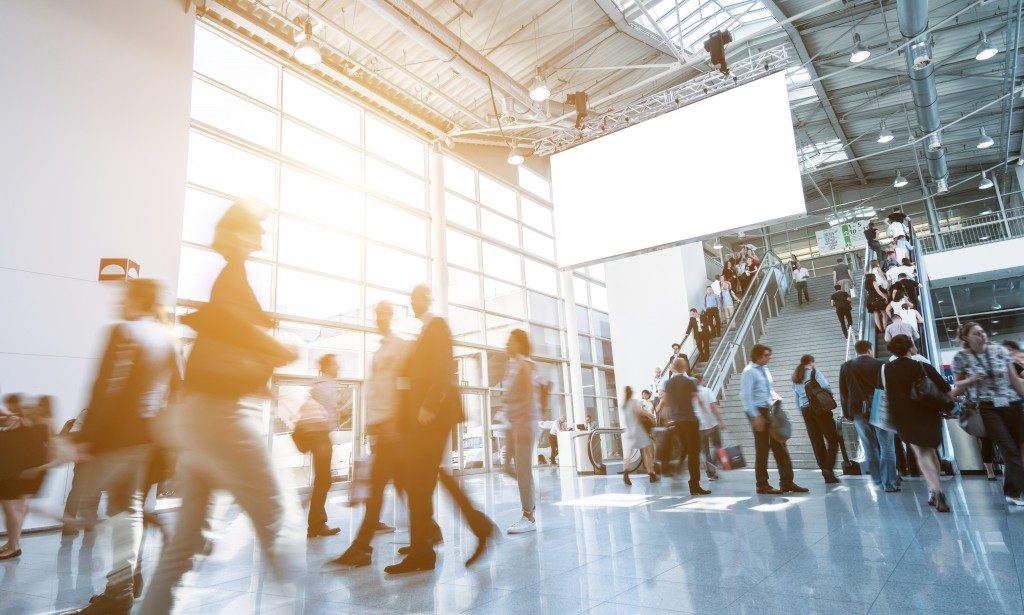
[576,305,591,334]
[524,259,557,295]
[365,115,424,175]
[578,334,593,363]
[445,229,479,270]
[480,210,519,247]
[276,267,361,323]
[278,216,361,280]
[177,246,271,309]
[365,244,428,292]
[366,200,427,253]
[590,282,608,311]
[594,310,611,338]
[450,306,484,344]
[518,165,551,201]
[190,78,277,149]
[282,72,360,144]
[594,339,614,365]
[366,159,426,210]
[522,227,555,260]
[479,175,516,217]
[482,243,522,284]
[445,191,477,229]
[275,322,363,378]
[598,369,617,398]
[279,166,363,229]
[443,156,475,198]
[194,26,277,105]
[448,268,482,309]
[187,131,276,203]
[486,313,525,347]
[573,276,589,305]
[528,291,559,327]
[483,278,526,318]
[530,324,562,358]
[454,347,485,387]
[520,196,553,234]
[281,120,361,184]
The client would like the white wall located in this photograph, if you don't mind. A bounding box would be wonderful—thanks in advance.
[605,242,711,404]
[922,237,1024,282]
[0,0,195,528]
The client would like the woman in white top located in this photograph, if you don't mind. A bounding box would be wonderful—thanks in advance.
[869,260,888,290]
[498,329,540,534]
[621,386,658,486]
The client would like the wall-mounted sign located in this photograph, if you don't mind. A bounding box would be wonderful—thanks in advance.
[815,220,869,254]
[98,258,140,281]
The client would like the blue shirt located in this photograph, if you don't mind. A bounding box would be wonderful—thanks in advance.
[740,363,774,418]
[703,293,720,309]
[792,366,831,410]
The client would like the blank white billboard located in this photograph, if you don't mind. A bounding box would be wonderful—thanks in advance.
[551,71,804,269]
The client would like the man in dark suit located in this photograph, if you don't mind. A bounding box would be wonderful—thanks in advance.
[657,358,710,496]
[685,308,710,362]
[839,340,898,492]
[385,285,494,574]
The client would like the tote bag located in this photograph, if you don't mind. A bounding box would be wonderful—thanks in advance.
[870,364,898,433]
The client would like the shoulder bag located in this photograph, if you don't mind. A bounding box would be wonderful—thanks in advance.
[956,351,988,438]
[909,362,954,415]
[769,399,792,443]
[870,363,898,433]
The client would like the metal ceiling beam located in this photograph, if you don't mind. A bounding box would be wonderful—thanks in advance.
[761,0,867,184]
[593,0,680,60]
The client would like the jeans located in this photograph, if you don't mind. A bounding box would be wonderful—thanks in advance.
[836,308,853,337]
[141,393,298,615]
[852,414,897,488]
[801,408,839,477]
[749,413,794,486]
[980,403,1024,498]
[795,281,811,304]
[658,420,702,488]
[502,425,537,513]
[307,431,333,530]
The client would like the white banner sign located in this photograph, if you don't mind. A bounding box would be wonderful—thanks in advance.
[815,220,869,254]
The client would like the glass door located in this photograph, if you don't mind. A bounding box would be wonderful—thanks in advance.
[451,389,490,474]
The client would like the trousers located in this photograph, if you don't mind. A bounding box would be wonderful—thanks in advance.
[801,407,839,476]
[704,307,721,337]
[351,436,402,549]
[836,307,853,337]
[140,393,296,615]
[658,420,702,488]
[853,414,897,488]
[981,404,1024,498]
[795,281,811,304]
[749,413,794,486]
[502,425,537,513]
[307,431,333,530]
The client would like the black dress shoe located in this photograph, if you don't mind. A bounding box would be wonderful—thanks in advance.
[331,546,371,567]
[823,473,841,484]
[781,483,810,493]
[649,473,660,483]
[466,518,498,567]
[307,526,342,538]
[756,485,782,495]
[384,557,435,574]
[689,486,711,496]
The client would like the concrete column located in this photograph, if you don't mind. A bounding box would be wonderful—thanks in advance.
[428,150,449,314]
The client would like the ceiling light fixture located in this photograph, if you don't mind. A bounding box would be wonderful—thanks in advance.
[936,178,949,193]
[977,127,995,149]
[894,171,908,188]
[850,33,870,63]
[975,31,998,61]
[908,36,932,69]
[979,171,994,190]
[294,18,321,66]
[528,67,550,102]
[877,121,894,144]
[712,240,723,250]
[506,150,525,166]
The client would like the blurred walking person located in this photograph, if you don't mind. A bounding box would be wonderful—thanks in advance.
[140,200,299,614]
[497,329,541,534]
[333,301,410,566]
[295,354,342,538]
[385,285,494,574]
[64,279,181,614]
[658,358,710,496]
[830,284,853,338]
[621,386,658,486]
[0,395,54,561]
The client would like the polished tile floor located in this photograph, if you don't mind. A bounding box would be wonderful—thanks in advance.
[3,468,1024,614]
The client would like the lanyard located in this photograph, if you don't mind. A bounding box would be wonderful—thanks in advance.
[971,348,996,381]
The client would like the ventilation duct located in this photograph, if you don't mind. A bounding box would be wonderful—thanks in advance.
[897,0,949,191]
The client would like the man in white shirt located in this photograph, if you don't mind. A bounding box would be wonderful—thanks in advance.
[694,374,725,482]
[649,367,666,407]
[792,265,812,305]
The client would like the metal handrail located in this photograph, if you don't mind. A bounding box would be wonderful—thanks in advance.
[845,243,873,361]
[702,251,787,398]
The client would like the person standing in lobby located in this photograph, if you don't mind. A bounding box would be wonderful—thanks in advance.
[740,344,808,495]
[791,355,841,485]
[953,323,1024,506]
[658,358,710,496]
[840,340,898,492]
[385,285,494,573]
[792,262,811,305]
[496,329,541,534]
[702,286,722,338]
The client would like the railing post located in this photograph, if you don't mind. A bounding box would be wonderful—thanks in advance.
[992,178,1014,239]
[924,194,944,251]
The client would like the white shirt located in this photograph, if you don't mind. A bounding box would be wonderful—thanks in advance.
[792,267,810,282]
[366,332,411,427]
[887,220,907,239]
[695,386,719,430]
[895,305,921,323]
[710,279,722,296]
[885,265,915,284]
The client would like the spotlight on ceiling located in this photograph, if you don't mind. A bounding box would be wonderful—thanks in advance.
[528,68,550,102]
[877,121,894,144]
[294,19,321,66]
[936,177,949,193]
[506,150,525,166]
[908,36,932,70]
[566,91,590,130]
[850,33,870,63]
[979,171,994,190]
[927,131,942,152]
[894,171,908,188]
[975,31,998,61]
[712,239,723,250]
[977,127,995,149]
[703,30,733,75]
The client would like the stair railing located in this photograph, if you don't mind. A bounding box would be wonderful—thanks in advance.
[702,250,788,399]
[845,243,874,361]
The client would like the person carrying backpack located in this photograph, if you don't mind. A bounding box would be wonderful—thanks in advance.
[792,355,841,484]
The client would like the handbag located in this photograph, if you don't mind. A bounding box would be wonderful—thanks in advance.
[870,363,898,432]
[768,400,792,442]
[638,412,656,437]
[866,294,886,311]
[958,399,987,438]
[716,433,746,470]
[910,362,954,414]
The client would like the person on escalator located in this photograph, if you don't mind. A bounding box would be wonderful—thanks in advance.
[703,286,722,338]
[1002,341,1024,377]
[685,309,710,362]
[886,208,910,239]
[865,221,885,262]
[864,273,889,333]
[880,250,900,273]
[891,273,919,307]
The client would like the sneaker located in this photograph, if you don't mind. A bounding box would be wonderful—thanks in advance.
[507,516,536,535]
[883,485,901,493]
[1006,496,1024,506]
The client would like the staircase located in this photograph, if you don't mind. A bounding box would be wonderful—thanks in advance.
[715,274,859,471]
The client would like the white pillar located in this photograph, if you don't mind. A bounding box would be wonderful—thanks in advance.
[560,269,586,424]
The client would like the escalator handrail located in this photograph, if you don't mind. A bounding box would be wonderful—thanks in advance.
[582,427,624,473]
[847,243,874,361]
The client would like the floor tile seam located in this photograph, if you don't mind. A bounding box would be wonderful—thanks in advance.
[864,512,924,613]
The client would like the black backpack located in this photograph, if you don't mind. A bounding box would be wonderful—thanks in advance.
[805,368,838,414]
